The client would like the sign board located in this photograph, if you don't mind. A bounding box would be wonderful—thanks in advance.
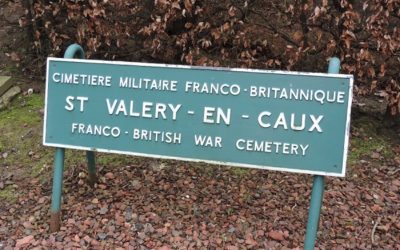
[44,58,353,177]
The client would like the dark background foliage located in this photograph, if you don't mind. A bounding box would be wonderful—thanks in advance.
[24,0,400,113]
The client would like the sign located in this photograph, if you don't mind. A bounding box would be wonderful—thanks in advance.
[44,58,353,177]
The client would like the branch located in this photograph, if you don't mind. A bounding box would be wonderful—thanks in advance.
[371,216,381,245]
[248,21,300,47]
[247,9,301,47]
[299,0,309,46]
[333,0,346,13]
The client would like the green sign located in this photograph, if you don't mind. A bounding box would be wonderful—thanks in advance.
[44,58,353,176]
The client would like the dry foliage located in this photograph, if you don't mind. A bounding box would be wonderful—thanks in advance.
[24,0,400,113]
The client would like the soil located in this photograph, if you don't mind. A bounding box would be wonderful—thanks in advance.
[0,2,399,249]
[0,1,24,68]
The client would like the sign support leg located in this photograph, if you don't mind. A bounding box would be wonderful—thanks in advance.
[304,175,325,249]
[304,57,341,249]
[86,151,97,186]
[49,43,88,232]
[50,147,65,232]
[63,44,97,186]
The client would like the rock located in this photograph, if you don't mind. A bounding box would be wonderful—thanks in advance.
[133,223,144,232]
[0,76,12,96]
[3,3,25,24]
[105,172,114,179]
[0,86,21,110]
[9,52,20,62]
[124,207,132,221]
[22,221,33,229]
[99,206,108,215]
[151,162,168,171]
[268,230,284,241]
[158,246,171,250]
[15,235,34,247]
[353,96,388,118]
[131,180,142,190]
[144,223,155,233]
[371,152,381,159]
[97,232,107,240]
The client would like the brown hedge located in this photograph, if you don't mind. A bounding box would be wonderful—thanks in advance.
[26,0,400,114]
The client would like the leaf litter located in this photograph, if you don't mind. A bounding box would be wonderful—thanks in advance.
[0,93,399,249]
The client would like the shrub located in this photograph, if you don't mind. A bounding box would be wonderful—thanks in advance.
[25,0,400,114]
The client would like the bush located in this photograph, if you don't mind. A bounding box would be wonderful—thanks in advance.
[25,0,400,114]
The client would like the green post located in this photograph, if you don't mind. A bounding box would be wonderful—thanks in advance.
[64,44,97,185]
[63,43,85,59]
[50,44,96,232]
[304,57,340,249]
[86,151,97,187]
[304,175,325,249]
[50,148,65,232]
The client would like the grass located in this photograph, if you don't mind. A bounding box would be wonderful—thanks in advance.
[228,166,251,177]
[96,153,138,168]
[0,92,396,194]
[0,94,50,178]
[0,186,18,203]
[0,64,20,75]
[0,93,139,181]
[348,116,394,165]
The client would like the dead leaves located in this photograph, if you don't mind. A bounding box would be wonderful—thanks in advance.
[0,155,399,249]
[24,0,400,114]
[15,235,34,248]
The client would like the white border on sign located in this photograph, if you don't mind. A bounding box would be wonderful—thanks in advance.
[342,77,354,177]
[43,57,354,177]
[46,57,353,78]
[43,142,346,177]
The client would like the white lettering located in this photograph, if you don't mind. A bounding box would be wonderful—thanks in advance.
[65,96,74,111]
[309,115,323,132]
[194,135,222,148]
[71,123,120,138]
[235,138,309,156]
[273,112,288,130]
[203,107,231,125]
[258,111,272,128]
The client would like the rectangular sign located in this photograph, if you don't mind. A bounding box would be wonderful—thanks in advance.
[44,58,353,176]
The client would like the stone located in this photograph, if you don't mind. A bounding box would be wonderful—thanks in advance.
[0,76,12,96]
[354,96,388,117]
[15,235,34,247]
[0,86,20,109]
[0,86,21,110]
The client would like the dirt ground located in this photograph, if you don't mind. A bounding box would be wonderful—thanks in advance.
[0,1,399,249]
[0,96,399,249]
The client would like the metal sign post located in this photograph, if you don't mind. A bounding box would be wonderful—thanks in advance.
[304,57,341,249]
[49,44,97,232]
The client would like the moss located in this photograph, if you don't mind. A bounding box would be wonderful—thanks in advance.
[0,64,19,75]
[348,116,394,165]
[0,93,151,182]
[228,166,250,177]
[0,92,395,189]
[0,186,18,203]
[348,136,393,164]
[0,94,43,126]
[0,94,53,179]
[96,153,138,167]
